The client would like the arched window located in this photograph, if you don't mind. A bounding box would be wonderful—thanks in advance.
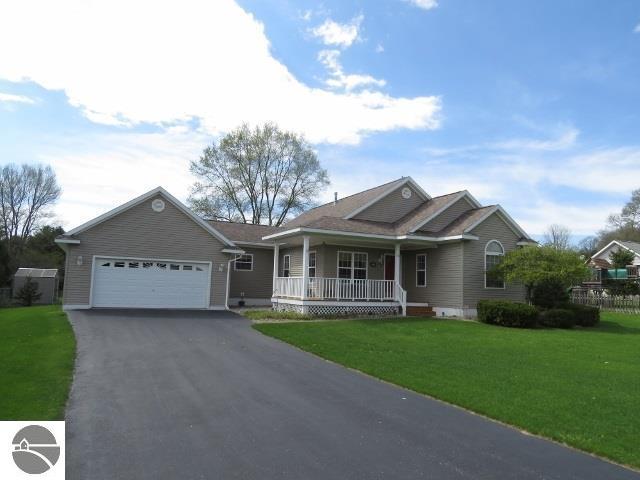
[485,240,505,289]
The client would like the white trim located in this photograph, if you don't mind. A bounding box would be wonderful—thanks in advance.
[54,238,80,245]
[416,253,427,287]
[62,304,91,310]
[233,253,254,271]
[343,177,431,220]
[337,250,368,280]
[484,240,506,290]
[222,248,245,254]
[232,241,276,249]
[409,191,481,233]
[461,205,532,242]
[262,227,477,242]
[516,240,538,246]
[406,302,430,307]
[271,298,399,307]
[229,297,272,306]
[64,186,237,247]
[90,255,213,308]
[591,240,640,261]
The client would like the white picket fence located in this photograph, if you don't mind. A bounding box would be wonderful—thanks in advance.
[571,292,640,314]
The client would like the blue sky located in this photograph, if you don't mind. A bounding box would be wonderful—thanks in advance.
[1,0,639,240]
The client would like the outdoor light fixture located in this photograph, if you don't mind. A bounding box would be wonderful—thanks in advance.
[76,256,83,266]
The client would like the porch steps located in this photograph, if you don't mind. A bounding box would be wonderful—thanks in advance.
[405,305,435,317]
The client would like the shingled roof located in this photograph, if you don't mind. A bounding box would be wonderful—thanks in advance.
[207,221,281,244]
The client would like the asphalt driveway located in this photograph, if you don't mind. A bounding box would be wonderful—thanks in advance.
[66,310,639,480]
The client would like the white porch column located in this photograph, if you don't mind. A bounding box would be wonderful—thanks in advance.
[272,243,279,296]
[302,236,310,299]
[394,243,401,287]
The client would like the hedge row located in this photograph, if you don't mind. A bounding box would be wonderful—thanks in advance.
[477,300,600,329]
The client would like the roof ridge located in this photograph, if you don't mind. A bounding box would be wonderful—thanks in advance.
[300,176,407,213]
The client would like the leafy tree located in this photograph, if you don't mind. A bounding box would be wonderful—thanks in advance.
[609,248,635,269]
[189,123,329,226]
[14,276,42,306]
[494,246,590,302]
[542,224,572,250]
[0,164,61,256]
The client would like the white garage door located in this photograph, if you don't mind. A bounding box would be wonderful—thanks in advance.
[92,258,211,309]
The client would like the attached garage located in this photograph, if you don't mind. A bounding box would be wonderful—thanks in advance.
[92,258,211,309]
[55,187,241,311]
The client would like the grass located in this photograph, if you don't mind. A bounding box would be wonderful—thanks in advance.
[243,309,313,321]
[0,305,76,420]
[255,312,640,469]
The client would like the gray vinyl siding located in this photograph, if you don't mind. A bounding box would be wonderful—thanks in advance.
[229,247,274,299]
[62,193,230,307]
[462,212,526,307]
[13,276,57,304]
[279,246,303,277]
[402,244,463,307]
[419,197,474,233]
[353,186,423,223]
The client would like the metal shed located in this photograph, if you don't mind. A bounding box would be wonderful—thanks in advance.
[13,268,59,305]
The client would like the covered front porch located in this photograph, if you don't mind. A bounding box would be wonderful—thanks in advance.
[266,231,437,316]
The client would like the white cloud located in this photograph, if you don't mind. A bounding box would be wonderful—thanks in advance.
[38,130,208,228]
[635,22,640,33]
[0,92,35,104]
[375,43,385,53]
[405,0,438,10]
[0,1,440,145]
[318,50,386,91]
[492,125,579,151]
[310,15,363,48]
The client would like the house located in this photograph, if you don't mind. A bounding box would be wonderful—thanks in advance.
[55,177,536,317]
[586,240,640,284]
[13,268,59,304]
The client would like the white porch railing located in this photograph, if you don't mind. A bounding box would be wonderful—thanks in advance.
[274,276,406,306]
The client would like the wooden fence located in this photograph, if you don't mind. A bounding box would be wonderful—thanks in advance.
[571,291,640,314]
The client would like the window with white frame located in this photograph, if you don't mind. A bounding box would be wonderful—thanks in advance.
[282,255,290,277]
[308,251,316,278]
[235,254,253,271]
[485,240,505,288]
[416,254,427,287]
[338,252,367,280]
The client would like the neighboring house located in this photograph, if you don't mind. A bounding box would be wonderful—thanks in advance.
[55,177,536,317]
[13,268,59,304]
[586,240,640,284]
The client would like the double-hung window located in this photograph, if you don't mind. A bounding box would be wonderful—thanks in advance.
[282,255,291,277]
[234,254,253,271]
[416,254,427,287]
[338,252,367,280]
[308,252,316,278]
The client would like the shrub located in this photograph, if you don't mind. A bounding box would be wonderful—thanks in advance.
[14,276,42,307]
[477,300,538,328]
[531,278,569,309]
[538,308,575,329]
[561,303,600,327]
[604,279,640,296]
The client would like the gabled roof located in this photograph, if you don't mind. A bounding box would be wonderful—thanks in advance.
[15,268,58,278]
[285,177,429,228]
[57,187,237,247]
[592,240,640,261]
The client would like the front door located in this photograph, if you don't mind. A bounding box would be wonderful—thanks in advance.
[384,254,395,281]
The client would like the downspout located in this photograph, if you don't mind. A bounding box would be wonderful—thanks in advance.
[225,257,234,310]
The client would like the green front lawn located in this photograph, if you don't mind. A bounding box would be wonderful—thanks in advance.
[255,312,640,469]
[0,306,76,420]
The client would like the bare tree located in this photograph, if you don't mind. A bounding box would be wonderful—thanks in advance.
[0,164,61,255]
[543,224,572,250]
[577,235,599,259]
[189,123,329,226]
